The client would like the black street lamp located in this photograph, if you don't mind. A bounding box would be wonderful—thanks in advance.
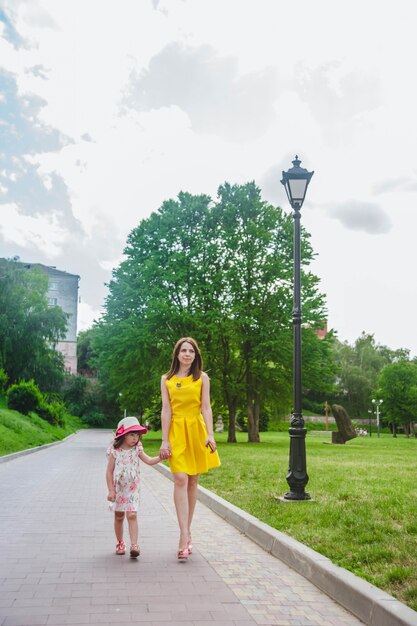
[367,409,373,436]
[281,156,314,501]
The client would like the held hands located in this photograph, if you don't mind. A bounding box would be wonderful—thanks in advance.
[159,440,172,460]
[205,435,217,453]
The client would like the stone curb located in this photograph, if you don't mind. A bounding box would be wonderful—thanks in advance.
[0,431,78,464]
[154,462,417,626]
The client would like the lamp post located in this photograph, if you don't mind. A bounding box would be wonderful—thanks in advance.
[367,409,373,436]
[372,398,383,437]
[281,156,314,501]
[119,393,127,418]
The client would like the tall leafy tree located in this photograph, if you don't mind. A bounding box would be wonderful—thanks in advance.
[377,361,417,436]
[212,182,329,441]
[94,183,329,442]
[302,328,337,412]
[95,192,215,415]
[0,258,67,389]
[77,328,97,375]
[330,333,410,417]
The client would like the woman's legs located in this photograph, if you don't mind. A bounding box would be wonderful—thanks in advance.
[173,472,190,549]
[126,512,138,546]
[173,472,199,550]
[187,474,199,539]
[114,511,125,542]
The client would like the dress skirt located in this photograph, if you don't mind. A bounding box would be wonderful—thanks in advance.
[165,374,221,475]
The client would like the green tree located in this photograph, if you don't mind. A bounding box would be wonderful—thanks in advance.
[211,182,329,441]
[94,184,329,442]
[94,192,214,416]
[61,372,116,426]
[0,367,8,393]
[77,328,97,375]
[330,333,409,418]
[302,328,337,413]
[377,361,417,436]
[0,258,68,389]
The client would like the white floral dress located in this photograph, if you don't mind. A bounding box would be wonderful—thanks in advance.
[107,443,143,512]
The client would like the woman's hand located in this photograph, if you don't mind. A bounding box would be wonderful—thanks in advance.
[107,489,116,502]
[205,434,216,453]
[159,440,172,460]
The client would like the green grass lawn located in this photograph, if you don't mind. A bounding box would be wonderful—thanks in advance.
[144,429,417,612]
[0,396,85,456]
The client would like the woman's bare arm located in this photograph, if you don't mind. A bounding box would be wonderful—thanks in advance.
[201,372,216,451]
[160,375,172,458]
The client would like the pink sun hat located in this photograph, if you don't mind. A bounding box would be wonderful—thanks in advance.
[115,416,147,438]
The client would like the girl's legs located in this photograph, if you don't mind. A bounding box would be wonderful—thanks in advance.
[187,474,199,541]
[114,511,125,541]
[173,472,189,550]
[126,512,138,546]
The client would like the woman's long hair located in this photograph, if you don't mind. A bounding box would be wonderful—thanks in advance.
[166,337,203,381]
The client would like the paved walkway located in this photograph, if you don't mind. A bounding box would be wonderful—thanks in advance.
[0,430,364,626]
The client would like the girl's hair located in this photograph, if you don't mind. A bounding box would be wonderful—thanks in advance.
[112,433,141,449]
[166,337,203,381]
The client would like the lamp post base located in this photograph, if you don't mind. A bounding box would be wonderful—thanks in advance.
[283,489,311,501]
[283,424,310,500]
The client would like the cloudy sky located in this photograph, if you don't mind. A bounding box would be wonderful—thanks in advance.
[1,0,417,355]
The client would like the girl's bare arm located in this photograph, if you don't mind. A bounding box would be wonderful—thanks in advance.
[106,454,116,501]
[138,450,161,465]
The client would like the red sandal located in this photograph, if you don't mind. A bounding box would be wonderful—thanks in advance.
[177,547,189,561]
[115,540,126,555]
[130,544,140,558]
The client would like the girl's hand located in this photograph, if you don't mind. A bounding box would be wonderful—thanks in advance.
[205,435,217,453]
[107,490,116,502]
[159,440,171,460]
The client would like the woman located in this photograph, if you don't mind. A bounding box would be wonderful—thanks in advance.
[159,337,220,560]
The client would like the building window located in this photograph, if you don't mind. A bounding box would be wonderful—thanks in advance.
[48,297,58,306]
[49,281,58,290]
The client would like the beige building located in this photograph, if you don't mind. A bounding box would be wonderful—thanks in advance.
[23,263,80,374]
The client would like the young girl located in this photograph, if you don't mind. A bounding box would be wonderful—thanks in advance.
[106,416,161,557]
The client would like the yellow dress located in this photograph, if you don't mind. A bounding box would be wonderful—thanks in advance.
[166,374,221,474]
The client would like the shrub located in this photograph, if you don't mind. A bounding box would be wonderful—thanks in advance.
[302,398,327,415]
[0,368,8,393]
[236,410,247,432]
[37,400,66,426]
[60,374,118,423]
[81,411,108,427]
[268,420,337,432]
[36,402,55,424]
[142,406,161,431]
[61,374,88,416]
[7,380,43,414]
[259,410,270,432]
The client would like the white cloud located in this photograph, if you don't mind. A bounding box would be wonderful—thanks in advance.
[329,201,392,234]
[1,0,417,355]
[77,300,102,332]
[123,42,280,141]
[0,203,68,256]
[99,257,124,272]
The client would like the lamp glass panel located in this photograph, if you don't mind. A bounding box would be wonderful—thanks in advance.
[288,178,308,201]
